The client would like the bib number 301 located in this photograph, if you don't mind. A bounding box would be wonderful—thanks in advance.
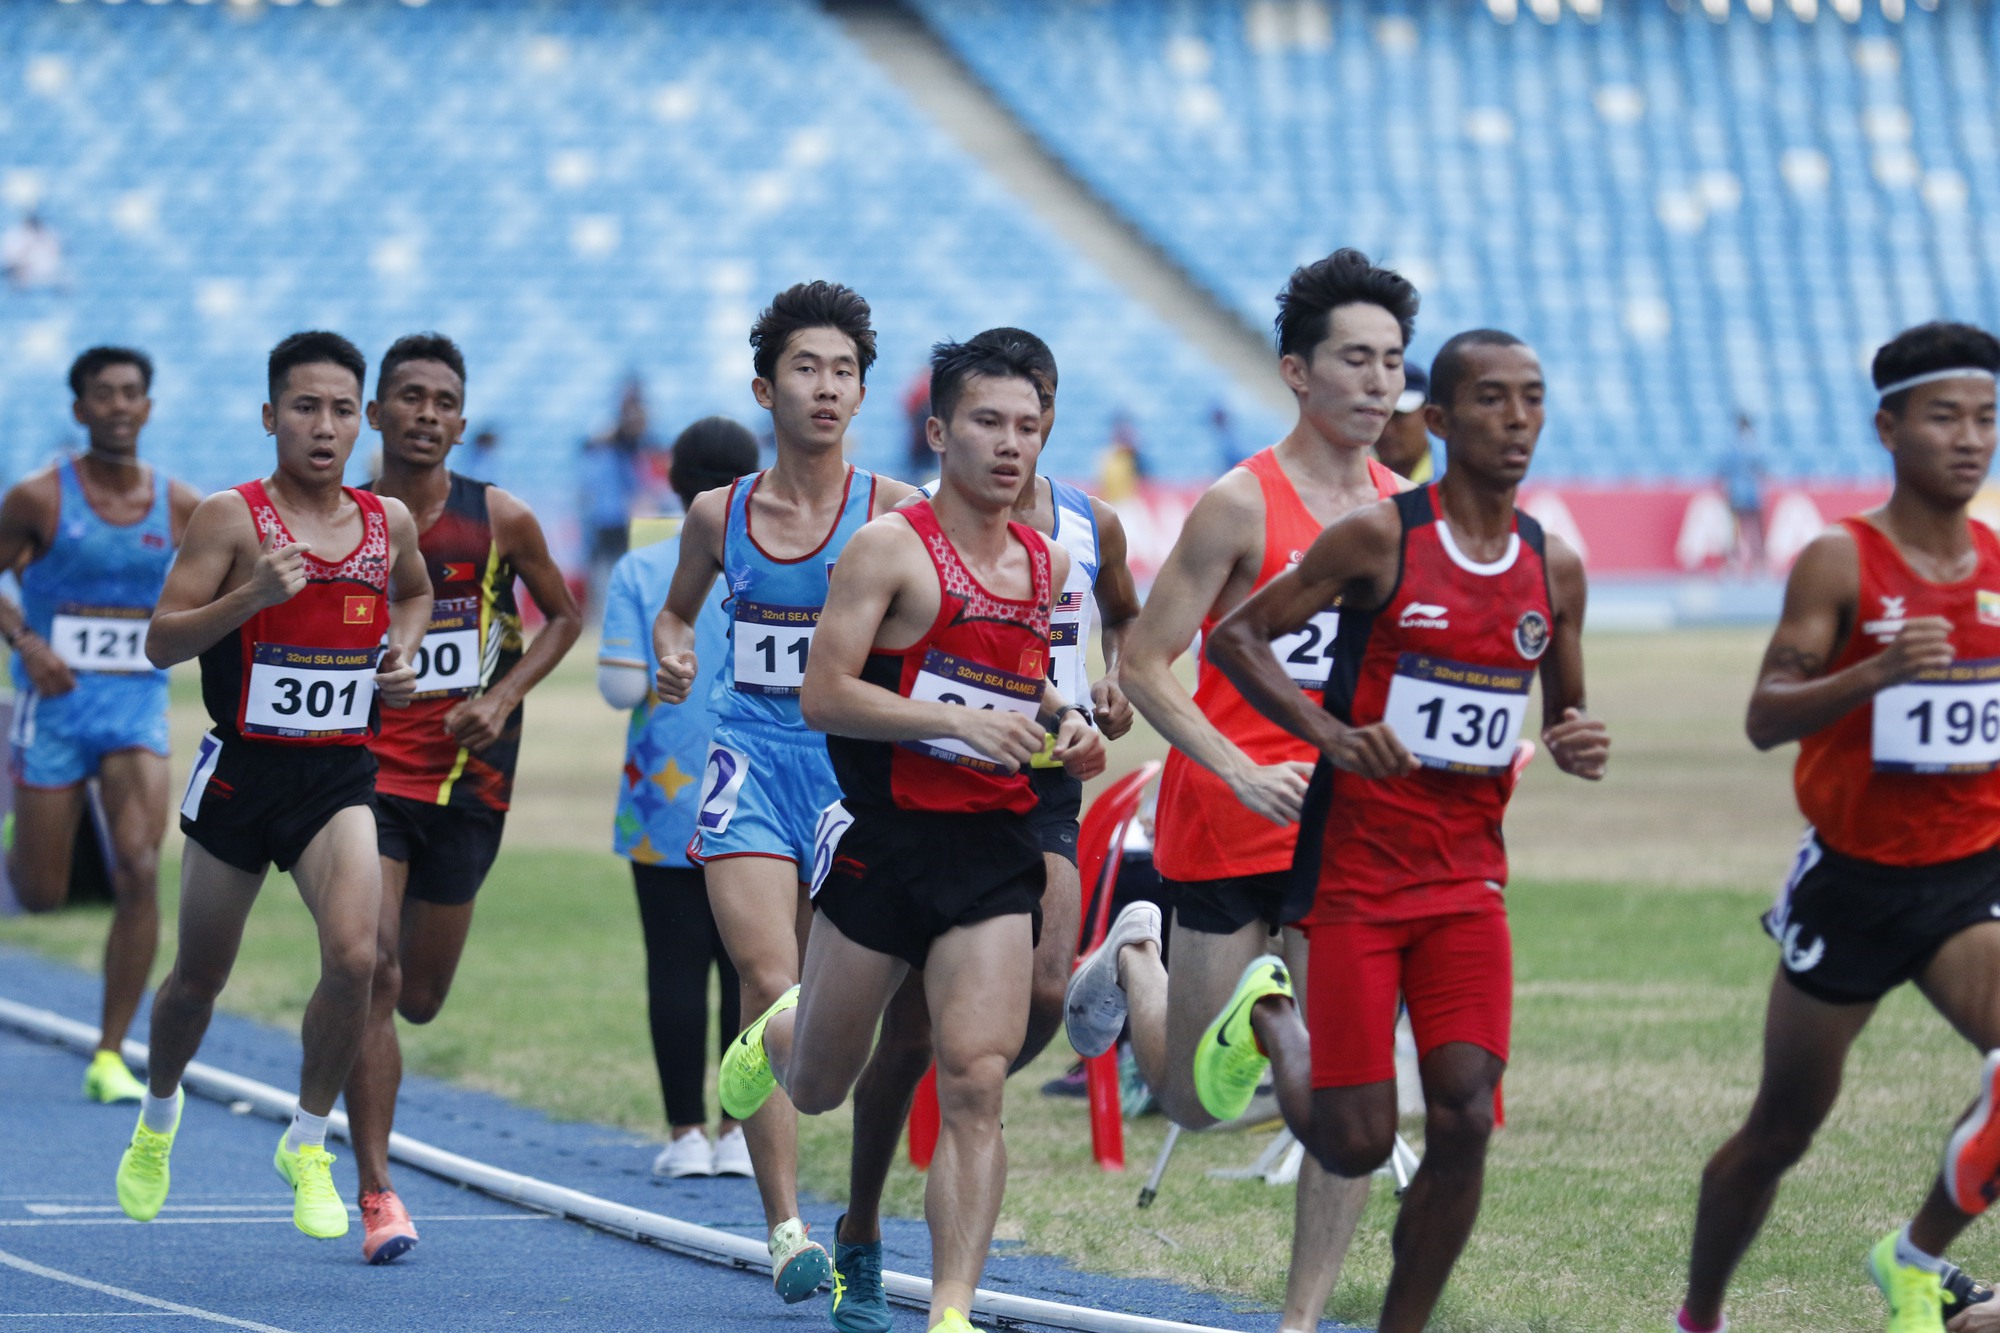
[1379,653,1533,775]
[241,643,378,739]
[1873,660,2000,772]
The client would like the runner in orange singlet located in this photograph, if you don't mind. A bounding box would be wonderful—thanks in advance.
[1063,249,1415,1332]
[1679,323,2000,1333]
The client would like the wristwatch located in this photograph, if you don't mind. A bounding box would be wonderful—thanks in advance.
[3,625,29,647]
[1043,702,1091,732]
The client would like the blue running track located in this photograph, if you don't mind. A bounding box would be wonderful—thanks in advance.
[0,946,1304,1332]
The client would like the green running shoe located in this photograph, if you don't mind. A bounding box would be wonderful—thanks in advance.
[274,1137,350,1239]
[84,1050,148,1104]
[115,1091,182,1221]
[1868,1229,1946,1333]
[1192,954,1293,1123]
[720,984,797,1121]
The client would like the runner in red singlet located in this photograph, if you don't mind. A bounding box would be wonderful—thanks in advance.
[1678,323,2000,1333]
[114,332,431,1243]
[718,338,1104,1333]
[1064,250,1414,1330]
[1203,330,1608,1333]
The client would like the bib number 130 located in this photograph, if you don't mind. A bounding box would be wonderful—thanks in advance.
[1379,653,1533,775]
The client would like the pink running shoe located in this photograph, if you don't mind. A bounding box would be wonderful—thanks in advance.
[359,1189,419,1265]
[1944,1050,2000,1216]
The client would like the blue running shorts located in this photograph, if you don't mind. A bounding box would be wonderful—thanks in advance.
[687,720,839,869]
[10,675,171,790]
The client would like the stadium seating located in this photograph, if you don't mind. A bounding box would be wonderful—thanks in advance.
[0,0,1281,529]
[915,0,1986,481]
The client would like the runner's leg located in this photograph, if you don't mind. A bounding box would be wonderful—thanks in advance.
[1906,923,2000,1257]
[842,972,933,1245]
[94,750,169,1054]
[922,912,1035,1325]
[6,782,85,911]
[1017,850,1079,1071]
[145,839,266,1096]
[1124,913,1269,1128]
[1682,972,1875,1327]
[708,856,814,1228]
[287,805,384,1117]
[346,855,410,1196]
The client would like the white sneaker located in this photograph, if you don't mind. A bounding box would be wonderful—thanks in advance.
[713,1125,754,1178]
[1064,900,1162,1058]
[652,1130,715,1178]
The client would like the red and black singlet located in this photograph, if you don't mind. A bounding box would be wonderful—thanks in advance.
[365,473,524,810]
[829,500,1052,817]
[1293,485,1553,922]
[199,481,389,746]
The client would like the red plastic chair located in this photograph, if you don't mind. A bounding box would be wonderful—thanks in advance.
[906,762,1161,1173]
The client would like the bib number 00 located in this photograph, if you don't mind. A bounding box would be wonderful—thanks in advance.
[411,626,481,696]
[1873,661,2000,772]
[1378,653,1533,775]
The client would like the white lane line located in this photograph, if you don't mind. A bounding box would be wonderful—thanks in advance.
[26,1204,294,1216]
[0,1315,184,1319]
[1,1214,550,1229]
[0,1248,299,1332]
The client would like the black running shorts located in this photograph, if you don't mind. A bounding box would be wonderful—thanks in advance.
[1026,765,1083,865]
[812,807,1045,969]
[375,792,507,907]
[1766,833,2000,1005]
[179,733,377,875]
[1165,870,1300,936]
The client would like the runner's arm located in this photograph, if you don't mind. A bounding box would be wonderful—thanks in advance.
[1537,532,1608,780]
[596,551,651,710]
[0,476,73,696]
[651,486,726,703]
[442,489,583,748]
[1040,536,1107,778]
[801,520,1045,771]
[1086,497,1141,740]
[1208,501,1417,780]
[1745,526,1949,749]
[147,492,307,667]
[871,475,919,516]
[1121,477,1314,821]
[376,497,434,707]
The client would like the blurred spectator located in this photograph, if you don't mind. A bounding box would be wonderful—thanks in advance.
[1209,402,1251,472]
[1720,412,1766,574]
[902,365,935,482]
[1374,364,1435,482]
[597,415,761,1179]
[1,212,64,292]
[580,377,666,610]
[1098,410,1146,501]
[457,427,503,485]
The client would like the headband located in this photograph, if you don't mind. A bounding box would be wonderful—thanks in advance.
[1877,367,1999,401]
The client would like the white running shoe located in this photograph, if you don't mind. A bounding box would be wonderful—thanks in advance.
[1064,900,1162,1059]
[713,1125,754,1178]
[653,1130,715,1178]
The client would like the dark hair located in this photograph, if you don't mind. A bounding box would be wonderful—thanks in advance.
[1873,322,2000,414]
[68,346,152,399]
[268,331,366,403]
[378,332,466,397]
[1430,329,1529,412]
[967,327,1058,403]
[1274,248,1419,361]
[927,338,1046,427]
[749,281,877,384]
[668,416,760,510]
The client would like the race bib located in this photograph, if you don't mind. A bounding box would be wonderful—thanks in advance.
[1049,603,1084,700]
[1272,609,1341,691]
[50,604,150,673]
[410,605,482,697]
[1380,653,1533,775]
[905,648,1043,773]
[732,600,817,696]
[1872,659,2000,772]
[241,643,379,739]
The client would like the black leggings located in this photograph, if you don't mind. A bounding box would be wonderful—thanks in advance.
[632,864,742,1129]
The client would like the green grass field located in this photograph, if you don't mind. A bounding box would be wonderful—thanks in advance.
[4,627,1993,1332]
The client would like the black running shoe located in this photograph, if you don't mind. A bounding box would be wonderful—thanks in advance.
[1943,1264,1995,1325]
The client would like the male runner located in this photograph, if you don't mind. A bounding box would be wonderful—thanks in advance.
[1199,329,1608,1333]
[0,346,199,1103]
[720,337,1105,1333]
[1063,249,1411,1331]
[1677,322,2000,1333]
[114,331,431,1240]
[345,332,582,1263]
[827,326,1139,1332]
[652,281,915,1302]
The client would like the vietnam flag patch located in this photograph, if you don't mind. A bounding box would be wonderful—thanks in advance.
[344,596,375,625]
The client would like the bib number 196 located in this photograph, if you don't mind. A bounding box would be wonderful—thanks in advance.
[1873,660,2000,772]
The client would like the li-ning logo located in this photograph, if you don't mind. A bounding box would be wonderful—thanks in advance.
[1862,594,1909,642]
[1399,602,1450,629]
